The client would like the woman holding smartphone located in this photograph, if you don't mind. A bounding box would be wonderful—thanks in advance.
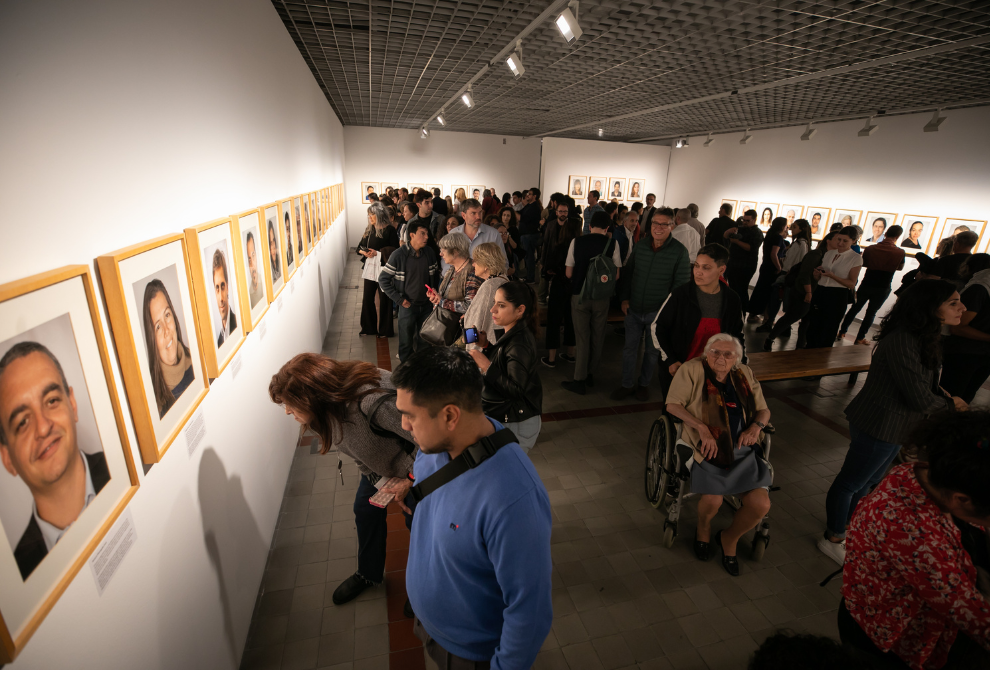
[469,282,543,451]
[462,242,509,350]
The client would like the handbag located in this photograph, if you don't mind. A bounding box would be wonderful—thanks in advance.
[362,255,383,282]
[419,305,461,346]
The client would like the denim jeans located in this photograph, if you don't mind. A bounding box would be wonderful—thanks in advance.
[354,474,412,582]
[397,301,433,363]
[824,423,902,538]
[621,309,661,388]
[520,233,540,282]
[839,284,891,341]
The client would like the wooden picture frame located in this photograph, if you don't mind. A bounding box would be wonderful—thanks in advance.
[292,196,306,265]
[183,218,247,379]
[737,200,758,218]
[231,208,270,330]
[833,208,862,229]
[804,206,831,241]
[278,197,297,280]
[361,182,379,204]
[467,185,485,202]
[626,179,645,202]
[862,211,898,245]
[567,176,587,201]
[97,234,209,463]
[587,176,606,199]
[0,266,140,663]
[260,202,286,299]
[607,177,626,201]
[756,202,779,232]
[899,214,938,254]
[930,217,988,256]
[719,199,738,219]
[780,204,804,229]
[302,193,313,255]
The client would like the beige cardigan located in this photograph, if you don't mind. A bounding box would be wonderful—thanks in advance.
[665,357,768,463]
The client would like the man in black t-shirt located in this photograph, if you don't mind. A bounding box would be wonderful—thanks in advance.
[706,203,736,245]
[723,209,764,310]
[941,264,990,402]
[518,187,543,283]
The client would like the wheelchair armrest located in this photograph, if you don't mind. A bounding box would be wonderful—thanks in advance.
[762,423,775,435]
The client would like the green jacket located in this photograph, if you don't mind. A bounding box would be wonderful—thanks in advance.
[620,236,691,312]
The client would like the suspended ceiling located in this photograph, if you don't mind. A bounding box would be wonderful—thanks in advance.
[274,0,990,143]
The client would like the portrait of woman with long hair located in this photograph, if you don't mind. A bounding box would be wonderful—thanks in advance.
[142,278,194,417]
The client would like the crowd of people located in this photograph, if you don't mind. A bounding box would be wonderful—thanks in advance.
[261,184,990,669]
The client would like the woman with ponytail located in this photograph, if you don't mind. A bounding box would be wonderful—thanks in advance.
[468,281,543,451]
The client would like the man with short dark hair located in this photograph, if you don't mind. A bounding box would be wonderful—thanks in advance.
[392,346,551,670]
[613,208,690,401]
[212,249,237,347]
[380,222,440,362]
[518,187,543,283]
[408,189,444,242]
[706,203,736,245]
[432,187,448,216]
[398,187,410,203]
[583,190,605,235]
[511,191,524,213]
[445,198,506,274]
[246,232,263,307]
[639,193,658,235]
[839,225,906,344]
[722,209,765,310]
[938,229,980,282]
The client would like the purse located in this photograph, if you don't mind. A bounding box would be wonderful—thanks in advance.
[419,305,461,346]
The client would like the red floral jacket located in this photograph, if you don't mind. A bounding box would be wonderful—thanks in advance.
[842,463,990,669]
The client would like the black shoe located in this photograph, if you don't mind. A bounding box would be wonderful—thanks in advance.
[694,534,712,561]
[763,338,774,352]
[586,374,595,387]
[559,353,576,363]
[716,530,739,576]
[780,329,792,338]
[403,598,414,619]
[540,357,556,368]
[332,572,375,605]
[561,380,586,395]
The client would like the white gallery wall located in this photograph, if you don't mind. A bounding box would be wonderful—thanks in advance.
[541,137,672,206]
[342,127,542,243]
[1,0,345,669]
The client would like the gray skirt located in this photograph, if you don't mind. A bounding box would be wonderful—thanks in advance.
[690,443,771,496]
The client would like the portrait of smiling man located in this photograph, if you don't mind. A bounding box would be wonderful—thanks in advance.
[246,231,263,308]
[212,248,237,348]
[0,342,109,580]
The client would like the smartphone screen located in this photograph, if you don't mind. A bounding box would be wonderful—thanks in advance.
[464,327,479,344]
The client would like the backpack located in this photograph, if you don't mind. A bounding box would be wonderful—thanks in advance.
[362,390,416,456]
[578,235,617,302]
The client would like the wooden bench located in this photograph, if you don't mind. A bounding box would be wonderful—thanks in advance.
[747,344,873,384]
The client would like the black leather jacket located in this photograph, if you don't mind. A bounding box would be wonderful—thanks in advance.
[481,324,543,423]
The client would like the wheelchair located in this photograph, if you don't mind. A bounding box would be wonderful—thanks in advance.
[644,412,776,560]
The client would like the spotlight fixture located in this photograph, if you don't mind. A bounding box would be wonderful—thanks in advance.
[598,128,604,138]
[923,108,946,132]
[800,122,817,141]
[436,110,446,127]
[420,126,430,139]
[555,1,583,43]
[858,116,878,137]
[739,129,752,145]
[461,85,474,109]
[506,40,525,78]
[703,132,714,147]
[674,137,689,148]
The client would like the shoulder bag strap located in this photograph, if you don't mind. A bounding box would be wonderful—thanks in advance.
[408,428,517,503]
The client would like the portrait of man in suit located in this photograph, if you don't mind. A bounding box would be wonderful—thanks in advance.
[246,231,263,308]
[0,342,110,580]
[212,248,237,347]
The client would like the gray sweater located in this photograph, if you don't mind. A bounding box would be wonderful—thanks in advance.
[336,371,416,478]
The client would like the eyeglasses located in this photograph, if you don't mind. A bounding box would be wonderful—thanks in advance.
[707,349,737,360]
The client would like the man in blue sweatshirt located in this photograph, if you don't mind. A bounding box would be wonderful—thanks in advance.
[391,346,552,670]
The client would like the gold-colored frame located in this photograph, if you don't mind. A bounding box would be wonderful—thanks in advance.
[899,214,938,254]
[719,199,738,219]
[260,201,286,299]
[862,210,898,244]
[935,217,988,256]
[292,196,307,265]
[278,196,297,281]
[361,182,379,204]
[183,218,248,379]
[231,208,271,332]
[567,175,587,200]
[301,193,313,256]
[97,234,209,463]
[833,208,862,229]
[0,265,140,664]
[737,199,758,217]
[804,206,831,241]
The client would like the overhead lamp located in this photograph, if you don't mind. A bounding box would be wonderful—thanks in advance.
[800,122,817,141]
[858,116,878,137]
[436,110,446,127]
[420,126,430,139]
[924,108,946,132]
[506,40,525,78]
[597,128,604,138]
[675,137,689,148]
[555,1,583,43]
[461,85,474,109]
[739,128,752,145]
[703,132,714,147]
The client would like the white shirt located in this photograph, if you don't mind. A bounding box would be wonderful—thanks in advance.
[34,451,98,551]
[782,238,809,271]
[671,223,700,262]
[623,227,636,265]
[819,249,863,288]
[565,238,623,268]
[443,223,507,273]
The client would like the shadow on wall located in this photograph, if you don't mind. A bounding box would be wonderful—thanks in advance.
[198,447,267,667]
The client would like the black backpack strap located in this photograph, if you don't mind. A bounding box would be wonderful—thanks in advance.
[409,428,518,503]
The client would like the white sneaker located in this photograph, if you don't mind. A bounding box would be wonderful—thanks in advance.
[817,536,846,566]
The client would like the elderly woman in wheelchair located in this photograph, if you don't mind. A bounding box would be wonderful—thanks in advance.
[661,333,772,576]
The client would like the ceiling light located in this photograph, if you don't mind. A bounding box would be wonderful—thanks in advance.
[675,139,683,148]
[858,116,878,137]
[703,133,714,147]
[506,41,525,78]
[461,85,474,109]
[420,127,429,139]
[739,129,752,145]
[924,108,946,132]
[436,110,446,127]
[597,128,603,138]
[555,1,583,43]
[801,122,817,141]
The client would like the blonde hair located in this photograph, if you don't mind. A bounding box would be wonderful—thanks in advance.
[454,187,467,203]
[472,242,507,276]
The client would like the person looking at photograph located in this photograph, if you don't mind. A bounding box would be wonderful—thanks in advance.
[901,221,925,250]
[746,217,787,324]
[246,232,263,308]
[283,211,294,267]
[267,219,282,281]
[542,217,580,367]
[462,243,509,351]
[212,249,237,347]
[358,202,400,338]
[142,279,195,416]
[0,342,111,580]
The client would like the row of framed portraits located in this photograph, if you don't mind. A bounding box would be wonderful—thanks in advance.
[360,182,493,204]
[0,183,344,663]
[720,199,988,256]
[568,175,646,203]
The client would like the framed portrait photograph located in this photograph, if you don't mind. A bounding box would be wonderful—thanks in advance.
[780,204,804,229]
[862,211,898,244]
[756,203,779,232]
[279,198,297,279]
[607,177,626,201]
[834,209,862,229]
[302,194,313,255]
[566,176,586,201]
[361,182,379,205]
[588,176,606,199]
[96,234,209,463]
[804,206,831,240]
[626,179,645,202]
[292,197,306,264]
[0,266,140,663]
[380,183,399,199]
[232,208,270,330]
[261,203,285,298]
[183,219,247,379]
[450,185,468,205]
[737,200,757,218]
[468,185,485,202]
[426,184,443,198]
[929,218,988,256]
[719,199,738,219]
[897,214,936,253]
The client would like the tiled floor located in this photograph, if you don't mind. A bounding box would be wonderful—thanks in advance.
[241,254,989,670]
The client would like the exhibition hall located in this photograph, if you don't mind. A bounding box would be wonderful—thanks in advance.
[1,0,989,671]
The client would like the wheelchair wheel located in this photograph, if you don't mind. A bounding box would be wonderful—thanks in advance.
[663,525,675,548]
[752,533,768,562]
[645,415,674,508]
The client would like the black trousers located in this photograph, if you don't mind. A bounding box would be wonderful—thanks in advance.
[806,286,850,349]
[940,351,990,403]
[767,288,811,341]
[727,266,757,311]
[360,279,394,336]
[354,474,411,583]
[840,284,891,341]
[545,287,575,350]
